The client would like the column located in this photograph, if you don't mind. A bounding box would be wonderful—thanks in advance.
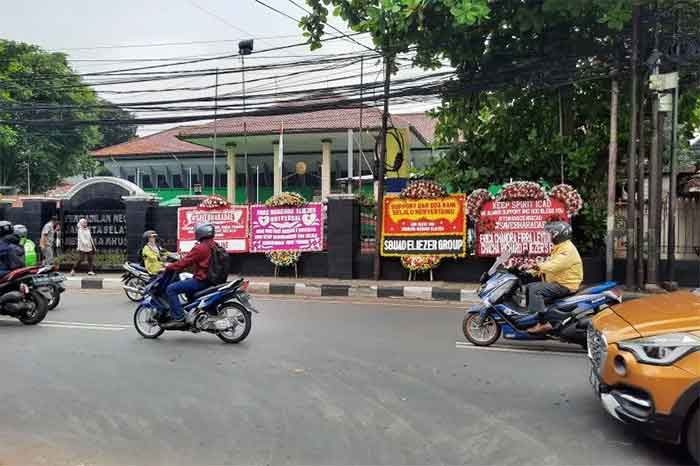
[273,141,282,195]
[123,196,154,263]
[226,142,237,204]
[321,139,332,201]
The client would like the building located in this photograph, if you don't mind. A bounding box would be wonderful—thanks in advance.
[92,107,440,205]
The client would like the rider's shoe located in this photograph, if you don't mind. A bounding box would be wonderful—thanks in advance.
[161,319,187,330]
[527,322,553,334]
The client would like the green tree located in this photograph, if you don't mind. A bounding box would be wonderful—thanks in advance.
[95,98,137,149]
[0,40,133,193]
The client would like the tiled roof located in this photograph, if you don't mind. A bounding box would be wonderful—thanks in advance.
[91,126,209,157]
[395,112,436,144]
[179,107,433,143]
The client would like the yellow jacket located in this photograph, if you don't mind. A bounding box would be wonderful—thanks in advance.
[538,240,583,292]
[141,245,165,275]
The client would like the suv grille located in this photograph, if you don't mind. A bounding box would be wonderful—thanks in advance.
[587,325,608,375]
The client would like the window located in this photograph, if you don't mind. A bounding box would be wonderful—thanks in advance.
[157,174,169,188]
[172,174,183,188]
[142,175,153,188]
[203,174,213,188]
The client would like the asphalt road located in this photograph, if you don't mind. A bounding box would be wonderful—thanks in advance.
[0,291,692,466]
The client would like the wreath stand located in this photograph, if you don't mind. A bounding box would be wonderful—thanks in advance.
[274,263,298,278]
[407,269,434,281]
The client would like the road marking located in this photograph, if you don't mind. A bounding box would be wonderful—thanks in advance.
[39,323,126,331]
[455,341,584,357]
[43,320,128,328]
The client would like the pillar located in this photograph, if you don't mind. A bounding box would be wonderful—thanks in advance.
[273,141,282,195]
[123,196,154,263]
[321,139,332,201]
[327,194,360,279]
[226,142,237,204]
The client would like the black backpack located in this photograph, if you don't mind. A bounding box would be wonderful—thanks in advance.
[207,242,229,285]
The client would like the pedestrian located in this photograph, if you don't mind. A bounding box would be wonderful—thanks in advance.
[39,216,58,265]
[71,218,96,276]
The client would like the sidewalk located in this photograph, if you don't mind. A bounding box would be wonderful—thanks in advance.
[64,273,482,303]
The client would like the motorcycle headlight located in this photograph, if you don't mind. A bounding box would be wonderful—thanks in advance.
[618,332,700,365]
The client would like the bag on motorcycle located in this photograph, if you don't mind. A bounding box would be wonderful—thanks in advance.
[207,243,229,285]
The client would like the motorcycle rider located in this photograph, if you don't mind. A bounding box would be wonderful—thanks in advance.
[0,221,26,277]
[161,223,215,329]
[141,230,169,275]
[13,225,37,267]
[525,221,583,334]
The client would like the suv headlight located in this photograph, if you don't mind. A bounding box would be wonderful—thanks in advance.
[618,333,700,365]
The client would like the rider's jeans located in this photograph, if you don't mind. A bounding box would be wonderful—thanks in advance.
[166,277,208,320]
[527,282,571,321]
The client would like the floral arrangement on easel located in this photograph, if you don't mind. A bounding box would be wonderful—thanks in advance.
[398,180,447,275]
[466,182,583,220]
[263,191,305,268]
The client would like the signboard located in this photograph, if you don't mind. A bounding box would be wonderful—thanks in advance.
[649,72,678,91]
[250,203,324,252]
[381,194,467,256]
[63,211,127,253]
[178,206,248,253]
[476,198,569,256]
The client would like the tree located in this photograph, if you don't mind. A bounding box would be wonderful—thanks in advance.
[94,99,137,149]
[0,40,134,193]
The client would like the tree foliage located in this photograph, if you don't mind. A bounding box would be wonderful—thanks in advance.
[0,40,135,193]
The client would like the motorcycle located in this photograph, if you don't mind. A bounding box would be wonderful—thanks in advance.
[33,266,66,310]
[0,266,50,325]
[121,253,181,302]
[462,251,622,348]
[133,270,258,344]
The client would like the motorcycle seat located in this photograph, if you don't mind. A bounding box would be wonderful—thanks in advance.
[0,266,40,283]
[548,294,598,312]
[191,279,244,300]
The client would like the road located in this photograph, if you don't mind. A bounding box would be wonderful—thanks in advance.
[0,290,692,466]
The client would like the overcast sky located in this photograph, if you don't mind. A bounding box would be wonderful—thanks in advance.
[2,0,443,135]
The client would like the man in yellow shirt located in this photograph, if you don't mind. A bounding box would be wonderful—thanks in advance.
[526,221,583,334]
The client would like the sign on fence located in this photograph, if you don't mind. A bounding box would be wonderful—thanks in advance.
[178,206,248,253]
[476,198,569,256]
[381,194,467,256]
[63,211,127,253]
[250,203,324,252]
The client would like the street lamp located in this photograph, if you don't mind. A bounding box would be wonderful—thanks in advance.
[239,39,254,203]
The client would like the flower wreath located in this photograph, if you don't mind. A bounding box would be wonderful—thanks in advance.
[263,192,306,267]
[400,255,441,272]
[199,195,230,210]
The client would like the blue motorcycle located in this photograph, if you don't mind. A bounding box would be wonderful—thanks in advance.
[462,252,622,348]
[133,271,258,344]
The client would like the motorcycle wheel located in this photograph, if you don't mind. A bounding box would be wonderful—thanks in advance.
[124,276,146,302]
[216,303,252,344]
[19,290,49,325]
[133,305,164,339]
[463,313,501,346]
[46,285,61,310]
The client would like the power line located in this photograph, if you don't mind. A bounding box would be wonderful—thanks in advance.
[251,0,301,24]
[49,35,303,52]
[186,0,275,48]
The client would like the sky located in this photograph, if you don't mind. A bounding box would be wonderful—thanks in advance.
[1,0,445,135]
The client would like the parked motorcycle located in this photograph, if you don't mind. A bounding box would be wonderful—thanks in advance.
[0,266,50,324]
[33,267,66,310]
[462,252,622,348]
[133,270,258,344]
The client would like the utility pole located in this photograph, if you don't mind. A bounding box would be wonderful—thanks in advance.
[374,55,392,281]
[605,77,620,281]
[212,68,219,195]
[666,12,681,288]
[358,56,364,195]
[636,88,646,289]
[625,5,640,290]
[646,8,662,290]
[239,40,254,203]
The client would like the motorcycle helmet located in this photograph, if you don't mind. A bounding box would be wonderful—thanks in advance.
[195,223,215,241]
[0,221,13,236]
[544,221,572,245]
[13,224,28,238]
[142,230,158,241]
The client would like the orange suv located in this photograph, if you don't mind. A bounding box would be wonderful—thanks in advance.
[588,290,700,463]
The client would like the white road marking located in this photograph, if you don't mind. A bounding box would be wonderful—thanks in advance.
[455,341,584,357]
[43,320,128,328]
[38,321,129,331]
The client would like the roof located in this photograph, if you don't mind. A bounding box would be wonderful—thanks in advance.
[395,112,437,144]
[91,126,210,158]
[179,107,435,143]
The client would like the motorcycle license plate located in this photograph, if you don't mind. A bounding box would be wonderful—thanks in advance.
[32,276,53,287]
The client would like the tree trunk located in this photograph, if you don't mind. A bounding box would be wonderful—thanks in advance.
[625,6,640,290]
[605,78,620,281]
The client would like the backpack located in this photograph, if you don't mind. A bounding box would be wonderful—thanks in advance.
[207,242,229,285]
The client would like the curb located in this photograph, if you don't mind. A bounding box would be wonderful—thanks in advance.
[64,277,480,303]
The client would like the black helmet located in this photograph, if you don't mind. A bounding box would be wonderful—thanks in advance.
[13,224,28,238]
[544,221,572,245]
[142,230,158,241]
[195,223,215,241]
[0,221,12,236]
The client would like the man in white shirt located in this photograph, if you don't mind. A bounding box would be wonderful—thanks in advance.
[39,216,58,265]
